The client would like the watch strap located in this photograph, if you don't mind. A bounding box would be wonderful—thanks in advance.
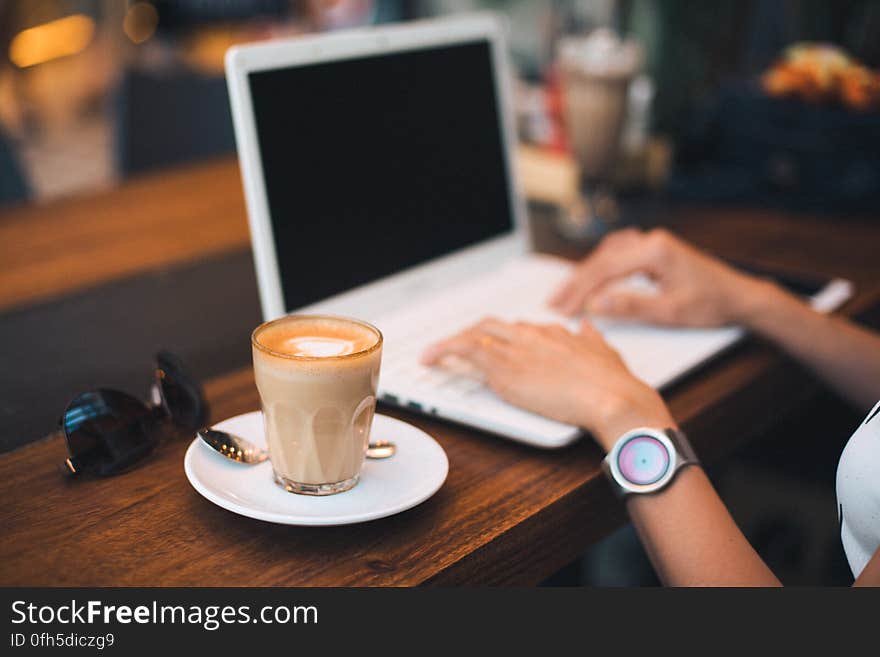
[666,427,699,467]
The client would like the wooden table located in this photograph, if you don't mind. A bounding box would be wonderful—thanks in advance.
[2,158,879,586]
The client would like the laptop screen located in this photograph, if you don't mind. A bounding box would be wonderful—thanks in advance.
[248,40,514,311]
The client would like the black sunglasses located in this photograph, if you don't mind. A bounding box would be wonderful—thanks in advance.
[60,351,209,477]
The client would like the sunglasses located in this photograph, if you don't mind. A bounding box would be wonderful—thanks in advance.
[60,351,209,476]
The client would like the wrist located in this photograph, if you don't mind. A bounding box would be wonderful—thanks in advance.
[731,276,816,340]
[727,275,782,328]
[593,392,676,453]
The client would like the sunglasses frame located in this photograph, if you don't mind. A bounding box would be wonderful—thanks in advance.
[61,351,208,477]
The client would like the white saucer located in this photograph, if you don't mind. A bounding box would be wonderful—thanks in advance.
[184,411,448,526]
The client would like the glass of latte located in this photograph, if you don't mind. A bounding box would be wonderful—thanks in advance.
[251,315,382,495]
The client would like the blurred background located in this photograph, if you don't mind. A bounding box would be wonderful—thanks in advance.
[1,1,879,587]
[1,0,879,209]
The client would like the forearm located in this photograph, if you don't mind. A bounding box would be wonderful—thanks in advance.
[595,409,780,587]
[736,280,880,410]
[626,467,781,586]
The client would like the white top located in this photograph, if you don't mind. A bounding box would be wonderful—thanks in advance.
[836,400,880,578]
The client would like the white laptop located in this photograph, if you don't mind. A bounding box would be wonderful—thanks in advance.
[225,14,853,449]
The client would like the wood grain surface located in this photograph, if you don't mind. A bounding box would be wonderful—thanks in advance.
[0,158,249,313]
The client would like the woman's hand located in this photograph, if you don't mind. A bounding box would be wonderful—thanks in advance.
[549,228,773,327]
[421,318,674,451]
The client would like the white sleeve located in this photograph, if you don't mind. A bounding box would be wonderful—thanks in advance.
[836,400,880,578]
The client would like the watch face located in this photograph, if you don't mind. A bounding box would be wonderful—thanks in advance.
[617,435,670,485]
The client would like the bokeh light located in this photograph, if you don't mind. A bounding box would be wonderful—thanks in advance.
[9,14,96,68]
[123,2,159,45]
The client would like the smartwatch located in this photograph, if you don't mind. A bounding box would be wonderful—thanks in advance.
[601,427,699,497]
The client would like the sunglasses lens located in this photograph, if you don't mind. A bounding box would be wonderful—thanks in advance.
[62,390,158,476]
[155,351,208,431]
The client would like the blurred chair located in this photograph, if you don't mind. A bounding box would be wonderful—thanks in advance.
[0,130,29,206]
[115,69,236,176]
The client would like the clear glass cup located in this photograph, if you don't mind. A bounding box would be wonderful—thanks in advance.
[557,30,643,240]
[251,314,383,495]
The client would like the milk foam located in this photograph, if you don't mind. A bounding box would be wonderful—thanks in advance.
[282,336,357,358]
[255,317,378,361]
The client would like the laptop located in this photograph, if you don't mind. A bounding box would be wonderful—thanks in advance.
[225,14,853,448]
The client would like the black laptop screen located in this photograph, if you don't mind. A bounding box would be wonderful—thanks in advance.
[248,40,514,311]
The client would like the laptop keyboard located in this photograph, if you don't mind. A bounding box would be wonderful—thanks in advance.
[377,255,574,409]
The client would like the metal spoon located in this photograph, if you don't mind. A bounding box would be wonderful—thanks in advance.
[198,428,268,464]
[365,440,396,459]
[198,428,396,463]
